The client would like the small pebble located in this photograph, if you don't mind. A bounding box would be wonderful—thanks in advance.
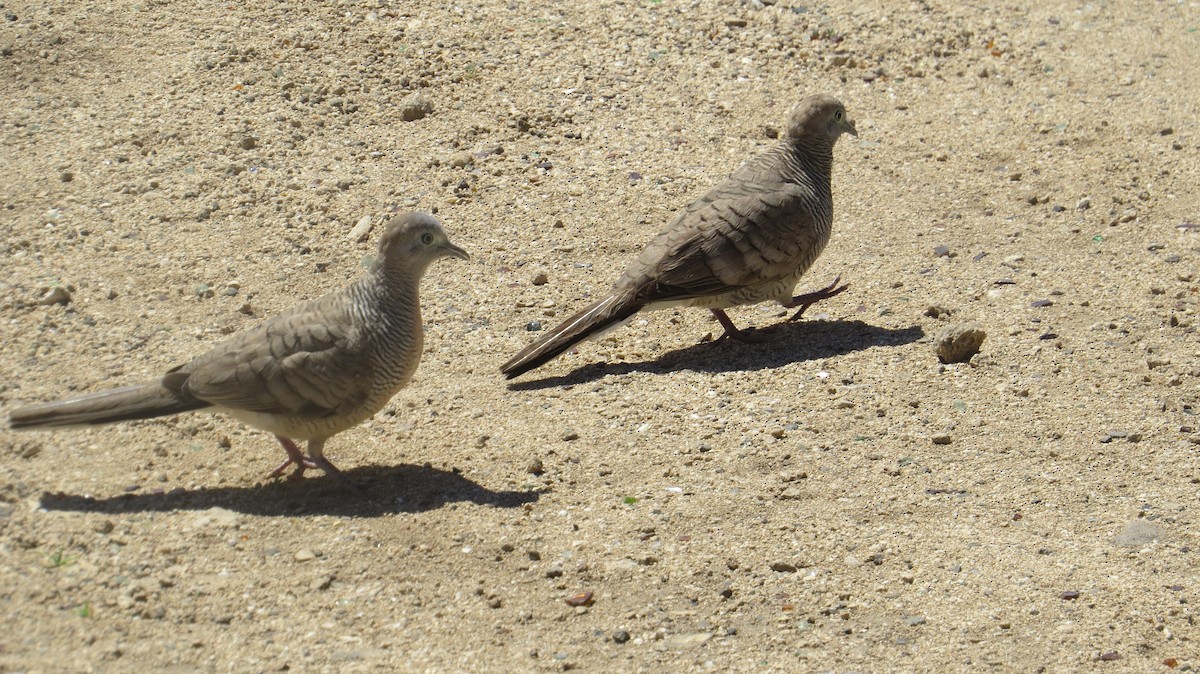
[612,630,630,644]
[38,286,72,306]
[526,457,544,475]
[400,93,433,122]
[295,549,316,562]
[935,322,987,364]
[564,591,594,607]
[769,561,798,573]
[532,271,549,286]
[349,214,373,241]
[931,433,952,445]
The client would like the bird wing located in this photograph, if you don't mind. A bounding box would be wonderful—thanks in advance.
[178,297,374,418]
[621,180,816,303]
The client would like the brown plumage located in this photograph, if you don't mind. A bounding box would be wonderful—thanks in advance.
[8,212,469,486]
[501,94,857,379]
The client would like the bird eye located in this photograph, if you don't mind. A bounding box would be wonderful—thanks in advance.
[834,109,844,121]
[420,233,435,245]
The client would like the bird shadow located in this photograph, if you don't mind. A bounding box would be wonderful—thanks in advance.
[38,463,545,518]
[508,319,925,390]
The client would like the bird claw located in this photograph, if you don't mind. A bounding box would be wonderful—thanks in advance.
[265,456,319,480]
[715,326,771,344]
[785,276,849,321]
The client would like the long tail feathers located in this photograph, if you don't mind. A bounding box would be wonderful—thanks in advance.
[8,383,208,430]
[501,293,642,379]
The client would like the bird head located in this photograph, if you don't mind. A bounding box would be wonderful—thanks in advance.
[785,94,857,143]
[375,212,470,272]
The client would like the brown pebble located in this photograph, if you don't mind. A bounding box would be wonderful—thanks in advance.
[400,93,433,122]
[935,322,987,364]
[38,286,72,306]
[564,591,594,607]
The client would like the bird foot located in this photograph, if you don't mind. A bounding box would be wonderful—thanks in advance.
[265,456,319,480]
[268,435,319,480]
[709,309,771,343]
[784,276,849,321]
[714,326,771,344]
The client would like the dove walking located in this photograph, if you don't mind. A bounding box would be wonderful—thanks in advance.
[501,94,856,379]
[9,212,469,487]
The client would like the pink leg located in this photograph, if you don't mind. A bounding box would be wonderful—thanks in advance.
[266,435,318,480]
[783,276,849,321]
[710,309,770,343]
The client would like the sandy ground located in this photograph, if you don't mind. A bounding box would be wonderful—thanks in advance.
[1,0,1198,671]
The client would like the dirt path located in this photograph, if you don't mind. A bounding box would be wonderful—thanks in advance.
[1,1,1197,671]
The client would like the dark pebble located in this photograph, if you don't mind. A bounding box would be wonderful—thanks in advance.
[611,630,630,644]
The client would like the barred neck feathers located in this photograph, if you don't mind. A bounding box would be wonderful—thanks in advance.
[781,137,834,187]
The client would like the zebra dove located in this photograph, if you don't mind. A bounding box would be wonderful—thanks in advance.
[8,212,469,487]
[501,94,856,379]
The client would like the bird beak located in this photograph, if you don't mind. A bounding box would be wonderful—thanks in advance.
[845,118,858,137]
[441,242,470,261]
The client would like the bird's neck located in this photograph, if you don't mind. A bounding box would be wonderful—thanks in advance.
[370,260,426,288]
[359,265,424,314]
[781,138,834,185]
